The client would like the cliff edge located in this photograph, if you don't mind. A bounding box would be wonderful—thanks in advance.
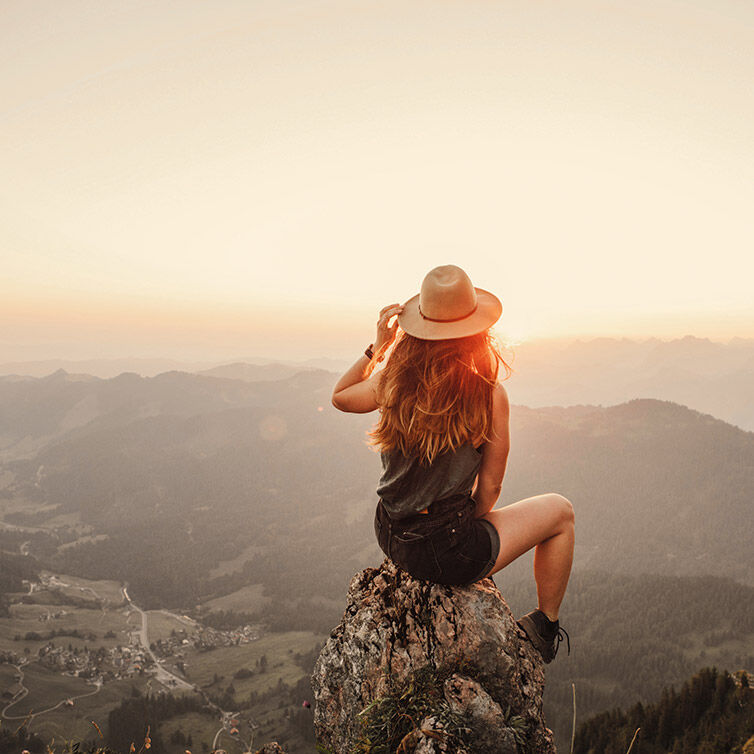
[311,558,556,753]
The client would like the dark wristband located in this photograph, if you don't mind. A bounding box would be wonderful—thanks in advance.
[365,344,375,360]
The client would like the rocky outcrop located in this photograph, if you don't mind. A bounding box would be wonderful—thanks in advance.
[311,558,555,754]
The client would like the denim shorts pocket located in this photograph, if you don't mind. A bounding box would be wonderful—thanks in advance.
[391,534,441,581]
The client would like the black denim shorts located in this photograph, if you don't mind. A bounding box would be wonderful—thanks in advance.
[374,494,501,587]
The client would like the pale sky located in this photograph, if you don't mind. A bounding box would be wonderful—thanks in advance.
[1,0,752,362]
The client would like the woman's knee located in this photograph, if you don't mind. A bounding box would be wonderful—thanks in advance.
[548,493,574,527]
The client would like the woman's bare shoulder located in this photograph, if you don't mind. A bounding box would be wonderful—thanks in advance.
[472,383,509,447]
[492,381,510,408]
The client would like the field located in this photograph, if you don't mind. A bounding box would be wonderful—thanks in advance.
[0,600,132,655]
[57,533,109,551]
[183,630,325,700]
[0,498,59,518]
[202,583,270,613]
[3,662,95,718]
[145,609,198,643]
[0,661,19,689]
[41,571,126,605]
[21,676,155,743]
[208,544,266,579]
[44,511,85,529]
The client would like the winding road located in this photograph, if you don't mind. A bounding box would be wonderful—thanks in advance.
[1,662,101,721]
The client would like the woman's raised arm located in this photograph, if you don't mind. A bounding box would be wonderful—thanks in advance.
[331,361,381,413]
[331,303,403,413]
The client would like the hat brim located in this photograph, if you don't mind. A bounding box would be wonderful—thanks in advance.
[397,287,502,340]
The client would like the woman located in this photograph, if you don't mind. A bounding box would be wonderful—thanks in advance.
[331,265,573,663]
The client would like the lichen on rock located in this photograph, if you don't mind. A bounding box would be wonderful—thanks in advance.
[311,558,556,753]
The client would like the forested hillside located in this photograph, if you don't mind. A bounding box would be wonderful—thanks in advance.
[574,667,753,754]
[500,572,754,750]
[1,370,752,616]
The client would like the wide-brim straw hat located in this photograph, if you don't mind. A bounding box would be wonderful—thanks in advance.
[398,265,502,340]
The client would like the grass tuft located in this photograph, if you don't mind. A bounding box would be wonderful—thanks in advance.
[351,662,481,754]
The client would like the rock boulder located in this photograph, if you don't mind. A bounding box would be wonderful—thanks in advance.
[312,558,556,753]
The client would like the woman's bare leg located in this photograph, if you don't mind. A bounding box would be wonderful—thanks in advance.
[481,493,575,621]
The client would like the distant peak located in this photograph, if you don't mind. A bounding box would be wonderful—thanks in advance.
[112,371,143,381]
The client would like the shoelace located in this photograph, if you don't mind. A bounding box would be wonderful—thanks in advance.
[553,625,571,658]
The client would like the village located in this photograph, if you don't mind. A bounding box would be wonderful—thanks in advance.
[2,574,265,711]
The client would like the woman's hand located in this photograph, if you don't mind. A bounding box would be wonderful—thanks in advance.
[374,303,404,355]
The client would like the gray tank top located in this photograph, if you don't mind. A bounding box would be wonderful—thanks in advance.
[376,442,483,518]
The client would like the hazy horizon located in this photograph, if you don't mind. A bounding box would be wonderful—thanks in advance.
[2,0,753,364]
[2,331,753,375]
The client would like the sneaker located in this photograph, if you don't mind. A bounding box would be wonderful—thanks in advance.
[516,609,571,664]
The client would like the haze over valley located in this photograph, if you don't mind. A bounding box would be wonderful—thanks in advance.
[1,334,752,750]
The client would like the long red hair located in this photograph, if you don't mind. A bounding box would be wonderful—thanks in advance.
[367,329,512,465]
